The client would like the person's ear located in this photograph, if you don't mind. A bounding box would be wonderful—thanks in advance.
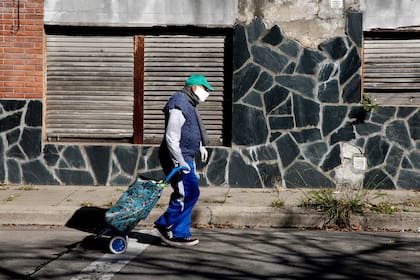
[191,85,198,92]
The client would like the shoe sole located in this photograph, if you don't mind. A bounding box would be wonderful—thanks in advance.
[155,229,199,247]
[164,238,199,247]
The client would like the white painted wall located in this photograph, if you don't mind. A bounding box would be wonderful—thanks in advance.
[44,0,366,48]
[361,0,420,30]
[44,0,238,27]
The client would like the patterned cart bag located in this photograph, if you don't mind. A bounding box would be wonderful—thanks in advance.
[104,178,164,233]
[104,166,185,233]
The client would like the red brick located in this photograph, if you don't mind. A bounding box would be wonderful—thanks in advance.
[5,93,26,98]
[14,64,37,71]
[23,13,43,20]
[1,0,44,100]
[21,24,43,32]
[14,87,31,93]
[0,64,14,71]
[3,70,25,77]
[4,81,22,87]
[26,50,44,56]
[25,93,42,99]
[25,81,42,87]
[4,47,26,53]
[24,69,42,76]
[3,74,23,82]
[13,42,34,48]
[24,36,43,43]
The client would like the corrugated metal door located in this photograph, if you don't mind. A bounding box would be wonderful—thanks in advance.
[364,38,420,106]
[46,35,134,140]
[142,35,225,145]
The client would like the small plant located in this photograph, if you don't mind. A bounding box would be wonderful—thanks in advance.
[402,198,420,208]
[299,188,366,229]
[103,200,116,208]
[6,194,17,202]
[271,176,286,208]
[17,186,39,191]
[271,199,285,208]
[373,191,388,199]
[361,93,377,111]
[80,201,93,207]
[368,201,399,214]
[103,196,118,208]
[203,199,226,204]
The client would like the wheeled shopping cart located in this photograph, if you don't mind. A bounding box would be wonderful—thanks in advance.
[98,166,186,254]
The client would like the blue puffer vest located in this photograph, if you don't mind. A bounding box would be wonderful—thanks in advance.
[164,92,201,162]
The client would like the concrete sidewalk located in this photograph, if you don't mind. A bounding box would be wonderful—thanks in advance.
[0,185,419,232]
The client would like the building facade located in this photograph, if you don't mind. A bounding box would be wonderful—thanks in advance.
[1,0,419,189]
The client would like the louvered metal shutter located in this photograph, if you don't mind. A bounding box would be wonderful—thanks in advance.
[143,35,225,145]
[46,35,134,139]
[364,38,420,106]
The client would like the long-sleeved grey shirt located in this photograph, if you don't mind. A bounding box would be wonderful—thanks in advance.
[165,108,188,168]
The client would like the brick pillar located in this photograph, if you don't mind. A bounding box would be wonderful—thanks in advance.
[0,0,44,99]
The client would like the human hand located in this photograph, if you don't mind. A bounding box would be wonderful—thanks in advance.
[200,146,208,162]
[180,164,190,174]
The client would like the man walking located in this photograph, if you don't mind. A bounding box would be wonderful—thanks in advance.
[154,74,213,246]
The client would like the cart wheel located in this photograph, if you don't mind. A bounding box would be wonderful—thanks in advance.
[109,235,128,254]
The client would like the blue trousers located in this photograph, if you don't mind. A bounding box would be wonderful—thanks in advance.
[155,161,200,238]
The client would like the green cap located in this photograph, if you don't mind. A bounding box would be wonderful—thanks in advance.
[185,75,214,91]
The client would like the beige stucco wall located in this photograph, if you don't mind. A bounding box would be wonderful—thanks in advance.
[237,0,361,48]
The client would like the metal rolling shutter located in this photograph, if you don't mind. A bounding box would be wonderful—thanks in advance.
[46,35,134,140]
[364,38,420,106]
[143,35,225,145]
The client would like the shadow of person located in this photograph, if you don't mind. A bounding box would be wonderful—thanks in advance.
[128,230,162,246]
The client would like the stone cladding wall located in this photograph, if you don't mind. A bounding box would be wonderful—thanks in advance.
[229,14,419,189]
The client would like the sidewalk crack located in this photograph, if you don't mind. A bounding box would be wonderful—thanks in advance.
[222,187,231,205]
[25,240,81,279]
[53,187,81,206]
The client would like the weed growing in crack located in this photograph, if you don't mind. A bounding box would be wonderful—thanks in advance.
[299,188,366,229]
[271,199,285,208]
[367,201,399,214]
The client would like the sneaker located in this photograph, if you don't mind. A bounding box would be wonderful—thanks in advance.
[154,224,199,247]
[164,237,199,247]
[154,224,173,242]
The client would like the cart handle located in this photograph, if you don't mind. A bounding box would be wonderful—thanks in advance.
[164,166,189,183]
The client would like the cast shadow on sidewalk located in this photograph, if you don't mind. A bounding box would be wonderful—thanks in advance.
[65,206,161,252]
[65,206,108,234]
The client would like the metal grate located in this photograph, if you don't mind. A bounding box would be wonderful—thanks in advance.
[143,35,226,145]
[46,35,134,139]
[364,38,420,106]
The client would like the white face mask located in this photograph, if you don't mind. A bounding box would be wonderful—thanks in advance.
[194,86,210,103]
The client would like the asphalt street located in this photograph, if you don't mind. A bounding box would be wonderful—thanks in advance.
[0,226,419,280]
